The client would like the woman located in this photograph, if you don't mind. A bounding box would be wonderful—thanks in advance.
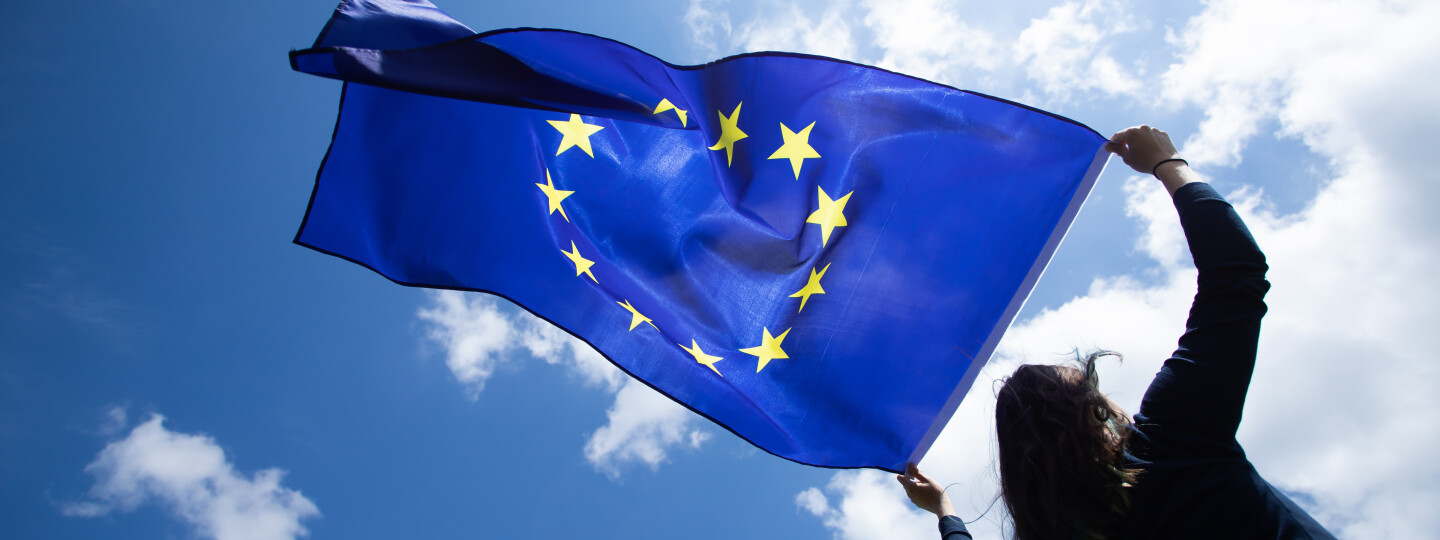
[898,126,1337,539]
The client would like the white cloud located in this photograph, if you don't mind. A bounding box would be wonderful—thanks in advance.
[693,0,1148,99]
[584,379,711,479]
[1153,9,1440,534]
[98,405,128,437]
[732,3,859,60]
[684,0,733,59]
[512,305,627,392]
[417,291,708,478]
[860,0,1000,84]
[683,0,859,62]
[63,414,319,540]
[800,0,1440,536]
[1014,0,1143,100]
[1162,0,1440,169]
[416,291,518,397]
[795,486,829,516]
[795,470,935,540]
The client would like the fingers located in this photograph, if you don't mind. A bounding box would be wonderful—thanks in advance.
[896,470,923,498]
[898,462,957,518]
[902,462,935,485]
[1108,126,1135,144]
[1106,125,1182,174]
[913,469,933,486]
[1111,124,1162,139]
[1155,128,1175,149]
[897,465,921,490]
[1106,125,1143,157]
[896,473,915,490]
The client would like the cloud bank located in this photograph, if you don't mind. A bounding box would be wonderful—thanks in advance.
[63,413,320,540]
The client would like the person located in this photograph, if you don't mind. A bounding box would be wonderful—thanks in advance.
[897,125,1337,539]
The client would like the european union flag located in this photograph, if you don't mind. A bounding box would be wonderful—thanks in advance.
[291,0,1107,472]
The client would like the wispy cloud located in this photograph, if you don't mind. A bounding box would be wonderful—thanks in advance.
[1014,0,1143,101]
[860,0,1000,84]
[684,0,860,61]
[10,236,146,353]
[683,0,1153,104]
[684,0,733,59]
[97,405,129,437]
[732,2,859,61]
[62,413,320,540]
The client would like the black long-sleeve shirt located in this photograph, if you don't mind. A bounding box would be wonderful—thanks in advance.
[940,183,1335,539]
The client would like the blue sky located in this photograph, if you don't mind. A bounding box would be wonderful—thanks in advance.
[3,1,1437,539]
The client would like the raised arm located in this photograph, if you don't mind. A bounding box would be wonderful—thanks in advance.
[1108,126,1271,450]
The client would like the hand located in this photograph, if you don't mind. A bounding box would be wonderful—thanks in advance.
[1105,125,1198,195]
[1105,124,1181,174]
[896,462,957,518]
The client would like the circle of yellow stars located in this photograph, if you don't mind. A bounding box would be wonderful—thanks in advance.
[533,98,855,377]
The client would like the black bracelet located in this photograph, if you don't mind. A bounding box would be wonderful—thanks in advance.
[1152,158,1188,177]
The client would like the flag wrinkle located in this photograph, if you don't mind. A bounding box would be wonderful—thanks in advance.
[292,1,1106,470]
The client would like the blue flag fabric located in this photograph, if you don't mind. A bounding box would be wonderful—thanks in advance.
[291,0,1107,472]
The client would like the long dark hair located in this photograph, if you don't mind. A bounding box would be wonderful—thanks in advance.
[995,351,1139,540]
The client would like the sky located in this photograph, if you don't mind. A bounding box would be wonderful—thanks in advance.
[2,0,1437,539]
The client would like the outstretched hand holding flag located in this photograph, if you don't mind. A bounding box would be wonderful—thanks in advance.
[290,0,1108,472]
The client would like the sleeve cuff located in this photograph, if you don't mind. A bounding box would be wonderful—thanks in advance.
[939,515,972,538]
[1171,181,1226,216]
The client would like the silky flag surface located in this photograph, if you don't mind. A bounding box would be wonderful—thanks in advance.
[291,0,1108,472]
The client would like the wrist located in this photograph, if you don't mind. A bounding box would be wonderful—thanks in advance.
[937,499,958,519]
[1152,158,1186,177]
[1153,159,1197,196]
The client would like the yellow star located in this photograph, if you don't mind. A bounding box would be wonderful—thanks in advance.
[535,169,574,222]
[767,121,820,179]
[617,299,656,331]
[707,102,748,167]
[789,262,831,312]
[653,98,688,127]
[680,339,724,376]
[739,327,791,373]
[806,186,853,247]
[547,113,605,157]
[562,241,598,283]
